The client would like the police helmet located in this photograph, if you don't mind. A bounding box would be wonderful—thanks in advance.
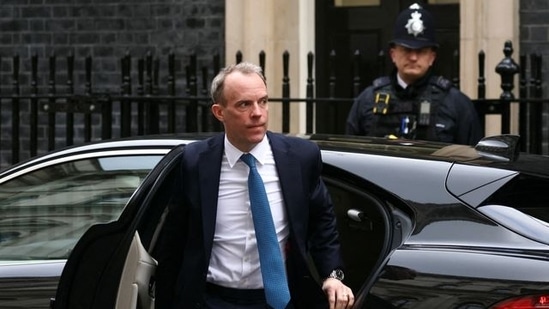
[390,3,439,49]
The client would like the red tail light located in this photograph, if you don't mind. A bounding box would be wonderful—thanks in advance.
[491,295,549,309]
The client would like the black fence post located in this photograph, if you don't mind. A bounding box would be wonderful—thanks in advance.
[47,53,56,151]
[495,40,519,134]
[282,51,290,133]
[529,53,543,154]
[186,53,198,132]
[476,50,486,135]
[519,54,527,152]
[168,51,176,133]
[306,52,314,134]
[236,50,243,64]
[534,54,544,153]
[66,52,74,145]
[137,57,145,135]
[30,54,38,157]
[259,50,266,79]
[145,51,159,134]
[478,50,486,99]
[84,55,92,142]
[11,54,20,163]
[211,53,222,132]
[200,65,209,132]
[120,50,132,138]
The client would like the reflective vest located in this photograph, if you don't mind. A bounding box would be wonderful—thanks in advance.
[369,75,452,140]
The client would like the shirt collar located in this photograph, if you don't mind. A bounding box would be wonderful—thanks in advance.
[396,73,409,89]
[224,134,270,168]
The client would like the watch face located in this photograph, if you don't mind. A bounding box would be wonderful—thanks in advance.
[332,269,344,280]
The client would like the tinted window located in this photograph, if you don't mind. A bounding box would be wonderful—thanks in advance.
[484,174,549,223]
[0,155,162,260]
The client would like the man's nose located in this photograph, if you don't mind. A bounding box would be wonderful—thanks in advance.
[250,102,262,115]
[408,50,419,59]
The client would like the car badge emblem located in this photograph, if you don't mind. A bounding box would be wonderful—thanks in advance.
[405,10,425,37]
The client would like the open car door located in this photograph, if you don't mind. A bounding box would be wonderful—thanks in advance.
[51,144,186,309]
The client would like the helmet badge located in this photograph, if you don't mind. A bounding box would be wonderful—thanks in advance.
[405,7,425,37]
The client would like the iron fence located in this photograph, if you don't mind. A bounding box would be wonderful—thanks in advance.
[0,41,547,171]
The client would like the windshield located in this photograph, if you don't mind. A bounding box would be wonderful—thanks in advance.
[0,155,162,260]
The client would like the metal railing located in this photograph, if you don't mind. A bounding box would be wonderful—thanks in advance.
[0,41,547,171]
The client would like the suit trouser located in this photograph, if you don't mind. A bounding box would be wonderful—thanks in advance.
[204,283,294,309]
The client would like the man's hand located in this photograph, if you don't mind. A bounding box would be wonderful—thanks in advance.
[322,278,354,309]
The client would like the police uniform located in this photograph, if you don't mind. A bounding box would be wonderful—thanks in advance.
[345,3,483,146]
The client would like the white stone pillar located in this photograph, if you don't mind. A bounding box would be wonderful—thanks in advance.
[460,0,520,136]
[225,0,315,133]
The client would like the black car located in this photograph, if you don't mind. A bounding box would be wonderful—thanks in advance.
[5,133,549,309]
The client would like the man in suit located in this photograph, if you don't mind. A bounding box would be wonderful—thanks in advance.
[155,62,354,309]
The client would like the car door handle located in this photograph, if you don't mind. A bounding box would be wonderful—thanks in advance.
[347,209,365,222]
[346,209,373,231]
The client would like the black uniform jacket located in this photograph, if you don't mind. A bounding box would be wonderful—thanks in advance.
[346,71,483,146]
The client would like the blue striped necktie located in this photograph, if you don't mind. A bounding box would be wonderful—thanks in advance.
[240,153,291,309]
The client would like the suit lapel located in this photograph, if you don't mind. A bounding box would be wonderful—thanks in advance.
[198,134,224,253]
[268,133,305,230]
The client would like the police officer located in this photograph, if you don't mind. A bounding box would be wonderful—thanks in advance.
[345,3,483,146]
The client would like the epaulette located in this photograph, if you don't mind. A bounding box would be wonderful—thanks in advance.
[431,76,453,91]
[373,76,391,89]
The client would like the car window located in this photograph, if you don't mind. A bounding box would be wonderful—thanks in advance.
[0,155,163,260]
[483,174,549,223]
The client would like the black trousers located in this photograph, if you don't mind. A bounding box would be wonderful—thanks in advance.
[204,283,294,309]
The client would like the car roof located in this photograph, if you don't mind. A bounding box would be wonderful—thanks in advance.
[309,134,549,177]
[3,133,547,178]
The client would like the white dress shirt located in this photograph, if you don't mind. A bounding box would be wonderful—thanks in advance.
[206,135,289,289]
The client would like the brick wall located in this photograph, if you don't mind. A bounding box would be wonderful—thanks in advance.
[520,0,549,153]
[0,0,224,168]
[0,0,225,94]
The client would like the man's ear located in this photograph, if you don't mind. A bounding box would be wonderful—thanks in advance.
[429,50,437,66]
[389,47,397,63]
[211,103,224,122]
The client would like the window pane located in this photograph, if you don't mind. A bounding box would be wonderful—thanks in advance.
[0,155,162,260]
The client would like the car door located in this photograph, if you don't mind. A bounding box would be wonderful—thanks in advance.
[321,164,414,308]
[50,145,186,309]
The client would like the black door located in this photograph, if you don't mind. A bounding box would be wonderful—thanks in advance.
[315,0,459,134]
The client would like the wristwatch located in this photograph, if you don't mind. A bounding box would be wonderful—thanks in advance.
[327,269,345,281]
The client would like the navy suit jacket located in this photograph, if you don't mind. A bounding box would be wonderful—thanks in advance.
[155,132,344,308]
